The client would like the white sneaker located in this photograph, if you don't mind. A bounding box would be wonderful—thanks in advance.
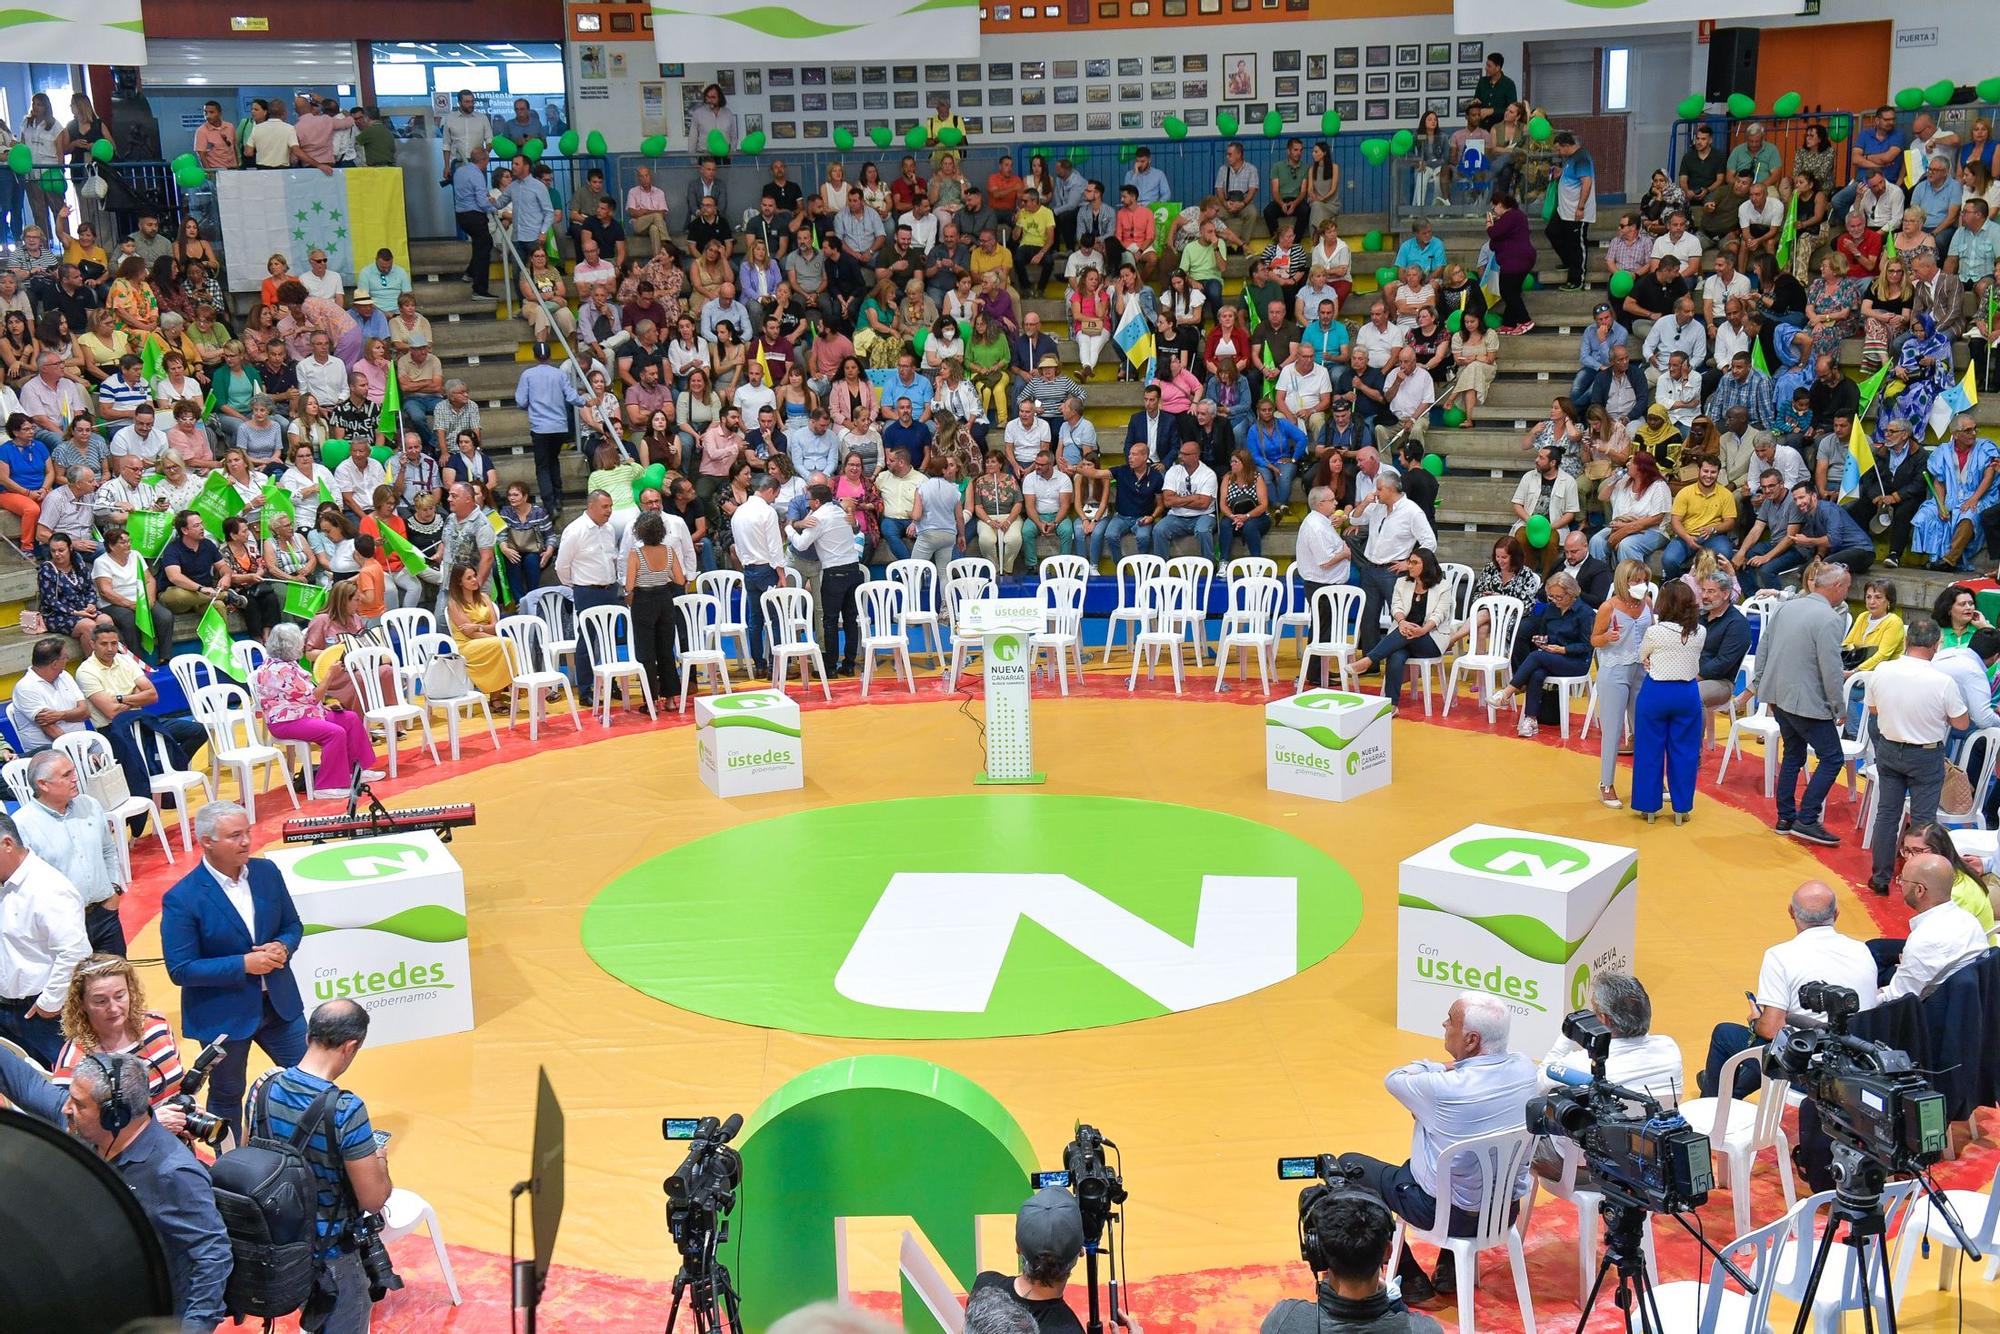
[307,786,352,801]
[359,769,388,782]
[1485,688,1512,709]
[1516,717,1538,738]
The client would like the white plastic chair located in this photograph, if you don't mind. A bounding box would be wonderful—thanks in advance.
[168,653,230,787]
[1717,698,1783,797]
[192,684,300,820]
[1675,1045,1799,1239]
[52,731,174,878]
[1295,585,1365,690]
[229,639,267,682]
[1891,1150,2000,1306]
[1212,574,1282,694]
[1275,569,1314,661]
[886,559,945,666]
[1037,553,1090,585]
[762,587,829,701]
[942,573,998,691]
[694,569,752,668]
[856,581,915,696]
[522,584,578,660]
[675,593,735,712]
[380,1187,460,1306]
[1224,556,1278,586]
[1542,661,1596,739]
[410,634,501,760]
[1406,567,1471,716]
[576,604,658,725]
[380,607,437,700]
[1385,1128,1538,1334]
[1102,555,1165,665]
[1767,1181,1918,1334]
[148,731,213,854]
[1030,576,1086,695]
[1648,1192,1800,1333]
[344,645,441,775]
[1937,726,2000,831]
[1444,594,1524,722]
[1163,555,1214,666]
[1533,1135,1660,1305]
[0,757,31,806]
[945,556,996,587]
[496,614,583,740]
[1127,577,1191,694]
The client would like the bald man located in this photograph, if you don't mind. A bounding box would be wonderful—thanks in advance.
[1876,854,1991,1003]
[1700,881,1879,1098]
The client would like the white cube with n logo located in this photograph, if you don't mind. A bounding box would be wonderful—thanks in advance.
[1396,824,1637,1057]
[265,831,472,1048]
[1264,690,1394,802]
[696,689,804,797]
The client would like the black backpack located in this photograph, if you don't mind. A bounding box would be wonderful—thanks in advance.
[209,1078,341,1320]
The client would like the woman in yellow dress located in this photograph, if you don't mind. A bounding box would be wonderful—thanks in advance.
[445,561,513,702]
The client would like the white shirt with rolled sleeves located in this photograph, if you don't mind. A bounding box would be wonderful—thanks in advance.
[555,512,622,587]
[1385,365,1436,423]
[1539,1033,1687,1104]
[296,356,350,412]
[1882,902,1991,1003]
[1755,925,1882,1017]
[332,457,387,510]
[1866,655,1968,746]
[1276,362,1332,417]
[10,670,88,749]
[731,493,785,570]
[1294,509,1350,585]
[1385,1050,1540,1212]
[1162,462,1217,519]
[0,850,90,1013]
[789,501,863,568]
[1358,495,1437,566]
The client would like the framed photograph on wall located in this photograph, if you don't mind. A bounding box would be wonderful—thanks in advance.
[1054,113,1078,130]
[1394,97,1419,119]
[1119,57,1143,76]
[1087,84,1112,103]
[1427,43,1451,65]
[770,94,796,112]
[1274,102,1298,123]
[958,89,983,107]
[1395,45,1419,67]
[830,66,857,85]
[1118,110,1141,129]
[801,66,827,84]
[1365,73,1388,94]
[1306,90,1327,116]
[1086,58,1111,77]
[1118,82,1144,101]
[1426,70,1450,91]
[1426,97,1453,117]
[1150,109,1175,127]
[1186,107,1210,126]
[1099,0,1119,12]
[1223,53,1257,100]
[1334,74,1358,95]
[772,121,797,140]
[1274,76,1299,98]
[832,92,857,110]
[803,119,828,138]
[1232,0,1249,8]
[1335,48,1359,70]
[1152,55,1176,74]
[964,115,984,134]
[1273,49,1301,73]
[1022,86,1047,105]
[893,90,919,108]
[744,70,762,95]
[1054,59,1078,79]
[1054,85,1078,103]
[989,88,1014,106]
[892,65,917,82]
[1183,79,1208,100]
[989,62,1013,80]
[1308,54,1327,80]
[1198,0,1221,11]
[1023,114,1047,132]
[1365,45,1390,68]
[1458,40,1484,63]
[768,68,795,87]
[1364,98,1388,122]
[993,115,1017,133]
[802,92,828,111]
[1087,111,1112,130]
[1149,81,1174,100]
[861,66,887,84]
[958,62,982,81]
[860,92,885,110]
[1395,71,1419,93]
[1458,68,1481,91]
[1021,60,1046,80]
[1244,101,1269,122]
[1183,54,1208,73]
[1162,0,1185,14]
[924,63,950,82]
[1336,99,1358,123]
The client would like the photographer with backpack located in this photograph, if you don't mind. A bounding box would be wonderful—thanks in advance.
[227,999,394,1333]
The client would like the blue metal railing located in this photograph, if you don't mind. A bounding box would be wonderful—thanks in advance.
[1662,105,1999,192]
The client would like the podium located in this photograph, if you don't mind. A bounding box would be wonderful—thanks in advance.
[958,597,1045,784]
[1395,824,1637,1057]
[1264,689,1394,802]
[696,689,805,796]
[263,832,473,1048]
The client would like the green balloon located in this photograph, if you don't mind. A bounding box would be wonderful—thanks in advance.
[1981,78,2000,105]
[1725,93,1755,119]
[1119,144,1140,163]
[1522,273,1537,291]
[1772,91,1802,118]
[1420,453,1445,478]
[833,126,855,151]
[1524,513,1552,548]
[739,130,766,154]
[1827,115,1852,144]
[558,129,580,156]
[522,137,545,161]
[1924,79,1955,108]
[1442,406,1467,429]
[90,138,114,164]
[321,439,349,468]
[1444,309,1463,332]
[585,130,607,155]
[370,445,394,464]
[1320,109,1341,135]
[1163,116,1188,141]
[639,134,667,156]
[1484,310,1502,329]
[1894,87,1924,112]
[705,129,729,156]
[1363,229,1385,251]
[1390,129,1415,155]
[1608,270,1635,299]
[1527,115,1553,143]
[1217,111,1240,136]
[938,126,964,147]
[1675,94,1705,120]
[1374,265,1397,287]
[5,144,29,175]
[45,167,70,193]
[492,135,518,159]
[633,462,668,506]
[1360,138,1389,167]
[1262,109,1282,137]
[173,160,205,191]
[870,126,893,149]
[904,124,928,149]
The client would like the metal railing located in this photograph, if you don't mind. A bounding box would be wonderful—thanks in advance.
[1663,104,1999,194]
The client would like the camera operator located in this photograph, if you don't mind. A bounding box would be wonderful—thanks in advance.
[0,1040,231,1331]
[1876,853,1990,1002]
[971,1186,1141,1334]
[1333,993,1537,1305]
[245,998,392,1334]
[1261,1191,1443,1334]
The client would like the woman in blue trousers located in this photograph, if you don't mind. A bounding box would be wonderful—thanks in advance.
[1631,580,1708,824]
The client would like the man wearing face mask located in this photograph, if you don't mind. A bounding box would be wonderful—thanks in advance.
[0,1030,233,1329]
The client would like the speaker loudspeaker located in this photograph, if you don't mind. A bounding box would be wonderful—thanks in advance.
[1706,27,1760,103]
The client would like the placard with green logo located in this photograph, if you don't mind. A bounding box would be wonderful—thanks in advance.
[1394,823,1636,1055]
[695,688,803,798]
[264,831,474,1047]
[1264,689,1395,802]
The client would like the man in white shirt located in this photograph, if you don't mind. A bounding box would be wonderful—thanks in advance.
[1710,298,1755,368]
[789,482,865,674]
[93,452,150,529]
[9,636,91,750]
[1653,209,1703,277]
[1376,347,1435,451]
[555,489,624,708]
[1701,881,1881,1097]
[1655,351,1702,432]
[108,403,169,463]
[1865,618,1969,891]
[1735,181,1785,271]
[732,473,787,677]
[1538,971,1684,1103]
[332,437,387,519]
[1332,993,1538,1303]
[1855,169,1906,232]
[1642,296,1708,374]
[298,249,344,304]
[1352,301,1405,370]
[1004,397,1053,474]
[1150,439,1217,558]
[0,809,90,1065]
[1512,446,1581,550]
[1020,450,1075,565]
[625,165,671,248]
[1295,486,1350,687]
[1348,472,1437,645]
[295,332,349,413]
[732,359,777,423]
[1880,854,1991,1003]
[1699,252,1751,331]
[1275,344,1333,439]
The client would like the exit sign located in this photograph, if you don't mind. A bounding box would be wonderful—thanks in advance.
[230,16,270,30]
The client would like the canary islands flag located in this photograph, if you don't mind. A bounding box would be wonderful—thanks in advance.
[1930,362,1981,438]
[1113,298,1155,372]
[214,167,408,293]
[1837,415,1875,501]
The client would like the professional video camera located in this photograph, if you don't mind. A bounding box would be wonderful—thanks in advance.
[164,1038,231,1150]
[1032,1124,1128,1334]
[1763,982,1947,1172]
[348,1209,404,1302]
[1524,1013,1713,1216]
[662,1113,745,1334]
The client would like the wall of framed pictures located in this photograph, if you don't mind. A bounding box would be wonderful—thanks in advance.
[563,14,1521,151]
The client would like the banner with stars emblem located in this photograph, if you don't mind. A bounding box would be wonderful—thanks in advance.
[215,167,408,294]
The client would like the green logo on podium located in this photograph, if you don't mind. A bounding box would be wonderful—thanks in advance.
[1449,835,1590,879]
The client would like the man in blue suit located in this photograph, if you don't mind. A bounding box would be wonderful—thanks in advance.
[1122,383,1180,464]
[161,799,307,1139]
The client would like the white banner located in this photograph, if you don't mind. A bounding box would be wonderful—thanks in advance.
[1458,0,1795,35]
[4,0,146,63]
[651,0,980,63]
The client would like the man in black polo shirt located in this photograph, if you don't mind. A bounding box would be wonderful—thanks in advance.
[581,196,628,268]
[157,511,247,620]
[1807,353,1859,432]
[1621,253,1689,324]
[1677,122,1725,210]
[744,194,790,261]
[258,341,300,419]
[1086,440,1165,565]
[687,195,733,254]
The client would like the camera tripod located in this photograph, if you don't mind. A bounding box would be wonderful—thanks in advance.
[1576,1194,1756,1334]
[1789,1146,1899,1334]
[664,1219,742,1334]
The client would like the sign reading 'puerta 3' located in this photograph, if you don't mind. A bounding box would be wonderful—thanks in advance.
[581,795,1364,1038]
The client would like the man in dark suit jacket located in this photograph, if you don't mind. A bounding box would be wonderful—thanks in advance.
[1122,385,1180,462]
[161,799,306,1139]
[1554,529,1614,605]
[1843,415,1929,564]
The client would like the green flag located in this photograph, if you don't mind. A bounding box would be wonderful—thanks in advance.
[196,600,244,682]
[1856,362,1891,418]
[1882,229,1896,263]
[319,478,335,509]
[1260,340,1278,401]
[126,508,173,560]
[1751,339,1770,376]
[140,334,163,386]
[1775,192,1798,270]
[279,580,328,619]
[260,482,294,544]
[190,470,245,536]
[375,521,430,576]
[376,361,402,446]
[131,555,155,655]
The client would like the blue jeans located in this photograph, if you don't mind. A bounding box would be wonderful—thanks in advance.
[1773,706,1844,826]
[1218,512,1271,560]
[505,550,543,602]
[402,393,443,438]
[1588,524,1668,566]
[1511,647,1586,699]
[1095,513,1154,564]
[205,992,310,1142]
[1740,541,1804,592]
[1661,532,1735,578]
[1361,628,1441,707]
[1260,462,1298,510]
[880,516,914,561]
[743,561,781,666]
[1151,512,1216,557]
[1702,1023,1764,1099]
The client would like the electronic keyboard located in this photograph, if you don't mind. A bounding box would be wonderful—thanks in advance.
[280,803,478,844]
